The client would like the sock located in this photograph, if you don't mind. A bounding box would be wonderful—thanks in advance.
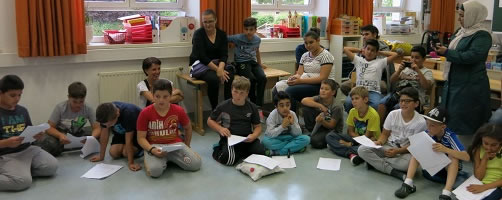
[404,178,414,186]
[441,189,451,196]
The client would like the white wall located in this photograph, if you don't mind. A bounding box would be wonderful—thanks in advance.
[0,0,17,53]
[312,0,329,17]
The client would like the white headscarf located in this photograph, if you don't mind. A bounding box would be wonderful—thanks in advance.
[443,0,490,80]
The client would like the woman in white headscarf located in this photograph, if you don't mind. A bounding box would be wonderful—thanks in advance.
[434,0,492,136]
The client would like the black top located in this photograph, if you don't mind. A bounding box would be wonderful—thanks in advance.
[189,28,228,66]
[0,105,32,156]
[209,99,260,137]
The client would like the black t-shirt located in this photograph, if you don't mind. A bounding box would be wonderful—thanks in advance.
[189,28,228,66]
[209,99,260,137]
[112,101,141,135]
[0,105,32,155]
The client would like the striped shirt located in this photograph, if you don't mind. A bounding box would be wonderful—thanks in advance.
[428,128,465,170]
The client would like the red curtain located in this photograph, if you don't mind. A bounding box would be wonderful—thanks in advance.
[200,0,251,35]
[429,0,456,35]
[328,0,374,35]
[15,0,86,57]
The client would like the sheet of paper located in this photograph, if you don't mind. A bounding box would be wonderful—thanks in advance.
[80,136,100,158]
[81,163,123,180]
[353,136,382,149]
[244,154,280,170]
[64,134,86,149]
[407,132,451,176]
[19,123,50,143]
[227,135,247,146]
[159,143,184,153]
[453,175,496,200]
[272,156,296,168]
[317,157,341,171]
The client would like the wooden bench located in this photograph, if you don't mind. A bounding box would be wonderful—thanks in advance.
[177,67,291,135]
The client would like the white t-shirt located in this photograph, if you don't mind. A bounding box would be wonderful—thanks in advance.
[353,55,388,93]
[136,79,173,108]
[397,67,434,106]
[383,109,427,147]
[300,49,335,80]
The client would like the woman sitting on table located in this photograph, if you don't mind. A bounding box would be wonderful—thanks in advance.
[434,1,492,135]
[274,30,335,112]
[189,9,233,110]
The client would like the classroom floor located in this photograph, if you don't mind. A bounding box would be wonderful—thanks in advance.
[0,108,474,200]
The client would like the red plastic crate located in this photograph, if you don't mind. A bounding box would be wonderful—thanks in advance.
[273,25,301,38]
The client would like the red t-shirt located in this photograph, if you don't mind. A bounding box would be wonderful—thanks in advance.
[136,104,189,144]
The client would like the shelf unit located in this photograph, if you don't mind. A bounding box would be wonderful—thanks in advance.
[329,34,363,84]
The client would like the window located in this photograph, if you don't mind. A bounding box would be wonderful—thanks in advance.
[252,0,312,38]
[85,0,182,36]
[373,0,405,24]
[252,0,313,11]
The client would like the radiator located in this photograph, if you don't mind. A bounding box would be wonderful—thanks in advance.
[98,67,182,105]
[262,60,295,103]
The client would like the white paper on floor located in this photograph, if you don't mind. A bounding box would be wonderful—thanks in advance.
[272,156,296,168]
[81,163,123,180]
[317,157,341,171]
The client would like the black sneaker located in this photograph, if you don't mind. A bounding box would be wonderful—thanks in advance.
[366,163,375,170]
[264,149,274,157]
[394,183,416,198]
[390,169,406,181]
[350,155,364,166]
[438,194,452,200]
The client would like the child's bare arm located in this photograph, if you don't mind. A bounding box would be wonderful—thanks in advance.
[343,47,358,61]
[473,148,488,180]
[183,122,192,147]
[347,126,358,138]
[207,117,230,137]
[432,143,470,161]
[375,129,391,145]
[246,123,262,142]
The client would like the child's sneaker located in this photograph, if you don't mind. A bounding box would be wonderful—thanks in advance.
[438,195,452,200]
[394,183,416,198]
[349,154,364,166]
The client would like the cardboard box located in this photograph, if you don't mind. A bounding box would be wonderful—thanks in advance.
[158,16,196,43]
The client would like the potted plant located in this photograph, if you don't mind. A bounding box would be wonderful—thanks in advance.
[85,7,93,44]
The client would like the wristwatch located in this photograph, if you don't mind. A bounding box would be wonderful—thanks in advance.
[148,147,156,155]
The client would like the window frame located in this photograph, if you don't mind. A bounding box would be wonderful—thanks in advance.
[251,0,314,12]
[85,0,183,11]
[373,0,405,13]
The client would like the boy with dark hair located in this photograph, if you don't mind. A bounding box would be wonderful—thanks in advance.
[35,82,101,156]
[137,57,183,108]
[326,86,380,166]
[208,76,265,166]
[358,87,427,180]
[262,91,310,156]
[137,79,201,178]
[0,75,58,191]
[394,107,469,200]
[228,17,268,107]
[378,46,434,123]
[343,39,400,112]
[92,101,142,172]
[341,24,394,96]
[301,79,344,149]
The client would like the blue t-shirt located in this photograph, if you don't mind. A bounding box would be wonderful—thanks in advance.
[0,105,32,155]
[428,128,465,170]
[295,44,307,64]
[112,102,141,135]
[228,34,261,63]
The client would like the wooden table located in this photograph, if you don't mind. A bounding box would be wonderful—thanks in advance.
[431,70,501,93]
[177,67,290,135]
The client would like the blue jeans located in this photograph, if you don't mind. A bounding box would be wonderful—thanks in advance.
[262,134,310,156]
[344,91,383,112]
[325,132,359,158]
[489,107,502,125]
[483,187,502,200]
[285,84,321,112]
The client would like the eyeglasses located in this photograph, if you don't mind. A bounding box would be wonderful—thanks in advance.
[399,99,415,104]
[203,20,215,24]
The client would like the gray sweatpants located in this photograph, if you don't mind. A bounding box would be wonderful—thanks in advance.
[144,142,201,178]
[358,144,411,175]
[0,146,58,191]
